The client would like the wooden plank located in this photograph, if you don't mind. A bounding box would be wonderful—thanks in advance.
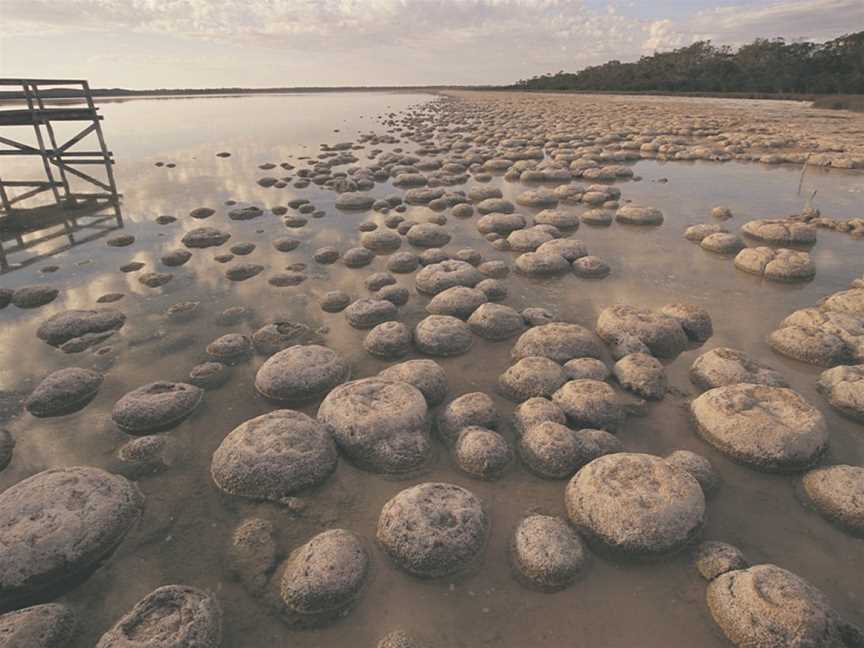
[0,136,41,153]
[58,122,96,151]
[58,163,112,191]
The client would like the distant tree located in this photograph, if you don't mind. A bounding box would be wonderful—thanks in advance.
[513,31,864,95]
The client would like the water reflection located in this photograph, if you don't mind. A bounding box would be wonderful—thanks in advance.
[0,92,862,647]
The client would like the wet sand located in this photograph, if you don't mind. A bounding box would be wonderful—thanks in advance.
[0,90,862,647]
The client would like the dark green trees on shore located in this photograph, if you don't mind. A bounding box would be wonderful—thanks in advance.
[515,31,864,94]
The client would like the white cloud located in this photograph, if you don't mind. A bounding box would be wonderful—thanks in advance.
[0,0,859,85]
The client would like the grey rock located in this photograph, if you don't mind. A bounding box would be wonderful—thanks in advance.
[112,382,202,434]
[690,347,787,391]
[511,515,586,591]
[364,322,412,359]
[377,483,488,577]
[344,299,398,329]
[415,260,483,295]
[189,362,229,389]
[454,426,512,480]
[414,315,472,356]
[596,305,687,358]
[563,358,610,381]
[279,529,369,618]
[801,464,864,536]
[566,453,705,556]
[513,398,566,435]
[0,467,143,608]
[318,378,430,473]
[468,303,524,340]
[552,379,623,431]
[694,541,747,581]
[378,360,447,406]
[437,392,497,446]
[665,450,720,495]
[182,227,230,248]
[511,323,602,363]
[95,585,222,648]
[498,356,566,401]
[11,286,59,309]
[255,345,349,403]
[658,303,713,342]
[25,367,102,417]
[0,603,76,648]
[691,385,828,472]
[613,353,667,400]
[817,364,864,422]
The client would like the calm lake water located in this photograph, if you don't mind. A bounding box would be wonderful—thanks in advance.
[0,92,862,647]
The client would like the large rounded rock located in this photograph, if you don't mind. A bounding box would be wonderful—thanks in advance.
[377,483,488,577]
[477,212,526,235]
[596,305,688,358]
[700,232,744,254]
[511,515,586,591]
[36,309,125,347]
[613,353,667,400]
[255,345,349,403]
[437,392,497,446]
[426,286,487,319]
[112,382,203,434]
[211,410,337,502]
[361,229,401,253]
[454,427,512,480]
[415,260,483,295]
[95,585,222,648]
[414,315,472,356]
[335,193,374,211]
[741,219,816,245]
[318,378,430,473]
[507,227,553,252]
[514,251,570,276]
[378,360,448,406]
[768,321,857,367]
[707,565,848,648]
[563,357,610,382]
[552,380,623,431]
[565,453,705,556]
[513,398,566,436]
[691,385,828,472]
[511,323,601,363]
[467,303,524,340]
[690,347,787,391]
[0,603,76,648]
[279,529,369,618]
[536,238,588,262]
[498,356,566,401]
[0,467,143,608]
[817,364,864,422]
[801,464,864,536]
[25,368,102,417]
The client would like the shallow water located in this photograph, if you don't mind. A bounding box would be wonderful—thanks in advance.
[0,91,863,646]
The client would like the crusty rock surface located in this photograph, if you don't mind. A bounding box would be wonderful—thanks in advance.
[511,514,586,591]
[377,483,488,577]
[565,453,705,556]
[691,385,828,472]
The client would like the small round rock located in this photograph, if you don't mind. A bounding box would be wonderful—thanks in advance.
[112,382,203,434]
[512,515,586,591]
[414,315,472,356]
[255,345,349,403]
[364,321,412,359]
[454,426,512,480]
[378,360,448,406]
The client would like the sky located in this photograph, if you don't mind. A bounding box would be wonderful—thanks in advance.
[1,0,861,88]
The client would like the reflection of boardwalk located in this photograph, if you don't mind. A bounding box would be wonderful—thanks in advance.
[0,79,123,272]
[0,202,123,273]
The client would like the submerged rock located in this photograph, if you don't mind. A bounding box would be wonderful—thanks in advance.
[596,305,687,358]
[36,309,125,347]
[95,585,222,648]
[0,603,77,648]
[25,367,102,417]
[112,382,203,434]
[454,427,512,480]
[212,410,338,502]
[511,323,601,363]
[0,467,143,609]
[414,315,472,356]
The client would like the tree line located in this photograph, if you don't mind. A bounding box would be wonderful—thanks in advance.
[514,31,864,95]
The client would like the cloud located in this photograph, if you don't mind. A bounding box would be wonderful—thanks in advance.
[0,0,859,85]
